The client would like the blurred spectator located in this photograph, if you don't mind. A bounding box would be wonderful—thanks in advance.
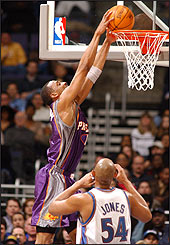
[52,62,73,85]
[1,92,10,106]
[137,180,152,196]
[1,106,16,135]
[4,111,36,183]
[130,155,153,189]
[24,217,36,244]
[22,199,34,220]
[137,181,160,209]
[115,152,130,169]
[153,167,169,206]
[131,112,157,158]
[6,83,26,111]
[156,115,169,140]
[12,213,25,230]
[1,33,27,74]
[20,60,42,99]
[145,140,165,170]
[24,103,51,144]
[30,92,50,122]
[120,135,132,147]
[144,208,169,244]
[11,227,27,245]
[149,141,165,157]
[3,199,21,233]
[55,228,72,244]
[1,217,7,244]
[154,109,169,127]
[121,144,135,166]
[161,133,169,150]
[143,230,159,244]
[146,154,164,180]
[4,235,19,245]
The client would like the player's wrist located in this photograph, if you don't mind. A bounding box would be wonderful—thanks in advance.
[123,179,132,188]
[94,29,102,37]
[74,180,82,189]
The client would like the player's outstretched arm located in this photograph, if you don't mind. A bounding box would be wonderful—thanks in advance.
[59,11,114,108]
[48,173,95,216]
[115,164,152,223]
[75,29,116,105]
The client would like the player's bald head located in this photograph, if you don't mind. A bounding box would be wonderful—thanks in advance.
[94,158,115,187]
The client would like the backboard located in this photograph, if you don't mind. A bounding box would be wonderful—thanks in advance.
[39,1,169,67]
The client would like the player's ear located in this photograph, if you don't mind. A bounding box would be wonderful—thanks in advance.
[51,92,59,100]
[92,170,95,179]
[113,168,118,178]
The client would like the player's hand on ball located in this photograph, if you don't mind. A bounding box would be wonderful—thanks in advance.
[96,10,114,35]
[78,172,95,188]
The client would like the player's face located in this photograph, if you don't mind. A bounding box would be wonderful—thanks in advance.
[49,80,68,96]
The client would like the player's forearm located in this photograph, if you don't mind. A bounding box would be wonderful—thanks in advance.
[75,39,110,105]
[78,31,101,71]
[93,38,111,70]
[124,179,149,208]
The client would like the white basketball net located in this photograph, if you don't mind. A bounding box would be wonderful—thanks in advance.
[113,31,168,91]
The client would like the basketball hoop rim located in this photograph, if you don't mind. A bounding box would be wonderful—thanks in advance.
[112,30,169,40]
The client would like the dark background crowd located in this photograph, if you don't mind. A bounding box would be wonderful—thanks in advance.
[1,1,169,245]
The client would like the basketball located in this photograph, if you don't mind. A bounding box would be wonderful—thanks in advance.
[108,5,135,31]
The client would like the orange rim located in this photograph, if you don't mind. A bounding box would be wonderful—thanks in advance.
[113,30,169,40]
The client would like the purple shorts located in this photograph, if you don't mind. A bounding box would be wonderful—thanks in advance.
[31,164,80,228]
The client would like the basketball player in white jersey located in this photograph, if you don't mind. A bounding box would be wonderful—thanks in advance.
[49,158,152,244]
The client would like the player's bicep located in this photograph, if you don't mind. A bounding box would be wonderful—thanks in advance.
[48,194,82,216]
[128,194,151,223]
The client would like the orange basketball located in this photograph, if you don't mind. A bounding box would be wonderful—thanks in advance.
[108,5,135,31]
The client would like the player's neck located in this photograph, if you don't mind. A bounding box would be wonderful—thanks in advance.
[95,183,111,190]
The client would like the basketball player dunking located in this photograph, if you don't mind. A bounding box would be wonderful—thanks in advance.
[31,10,116,244]
[49,159,152,244]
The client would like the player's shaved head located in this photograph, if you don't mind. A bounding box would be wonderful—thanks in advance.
[94,158,115,187]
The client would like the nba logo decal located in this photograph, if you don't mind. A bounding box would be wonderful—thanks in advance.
[54,17,66,45]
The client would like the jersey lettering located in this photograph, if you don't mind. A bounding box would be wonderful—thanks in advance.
[77,121,89,132]
[101,202,125,215]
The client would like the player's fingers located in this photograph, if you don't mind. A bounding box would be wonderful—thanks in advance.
[104,9,111,16]
[89,180,95,187]
[105,17,114,26]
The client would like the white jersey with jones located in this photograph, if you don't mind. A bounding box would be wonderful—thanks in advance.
[76,187,131,244]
